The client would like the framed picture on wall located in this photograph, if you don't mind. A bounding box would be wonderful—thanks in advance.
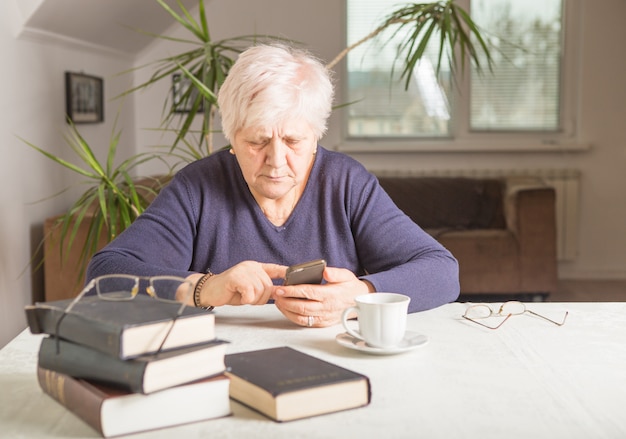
[65,72,104,123]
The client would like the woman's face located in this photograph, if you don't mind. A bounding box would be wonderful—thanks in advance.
[231,119,317,203]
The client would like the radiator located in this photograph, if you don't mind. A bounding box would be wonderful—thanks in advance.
[373,168,581,261]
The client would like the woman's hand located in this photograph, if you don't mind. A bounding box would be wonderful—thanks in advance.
[183,261,287,307]
[272,266,374,327]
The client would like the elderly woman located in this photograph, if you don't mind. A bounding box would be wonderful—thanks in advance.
[86,44,459,327]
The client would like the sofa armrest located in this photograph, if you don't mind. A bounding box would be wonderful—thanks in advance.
[505,179,558,294]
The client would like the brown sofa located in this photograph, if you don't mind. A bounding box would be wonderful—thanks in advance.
[377,175,558,300]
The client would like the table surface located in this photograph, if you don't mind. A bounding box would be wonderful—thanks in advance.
[1,302,625,439]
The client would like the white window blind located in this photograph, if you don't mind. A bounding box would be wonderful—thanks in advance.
[346,0,453,138]
[470,0,562,131]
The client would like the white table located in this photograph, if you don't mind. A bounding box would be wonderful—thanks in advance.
[1,302,625,439]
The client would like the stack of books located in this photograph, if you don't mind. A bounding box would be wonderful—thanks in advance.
[25,294,231,437]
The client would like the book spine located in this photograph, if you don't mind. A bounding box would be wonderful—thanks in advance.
[37,366,105,436]
[38,337,147,393]
[26,306,122,358]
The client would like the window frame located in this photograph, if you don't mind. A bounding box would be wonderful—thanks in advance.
[337,0,588,153]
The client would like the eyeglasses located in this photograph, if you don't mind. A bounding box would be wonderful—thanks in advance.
[54,275,194,354]
[462,301,568,330]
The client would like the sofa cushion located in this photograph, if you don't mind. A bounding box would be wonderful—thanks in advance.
[378,177,506,230]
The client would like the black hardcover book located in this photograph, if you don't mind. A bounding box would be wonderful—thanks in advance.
[25,294,215,359]
[225,346,371,422]
[39,336,228,394]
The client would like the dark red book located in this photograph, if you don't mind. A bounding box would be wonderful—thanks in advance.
[37,366,231,437]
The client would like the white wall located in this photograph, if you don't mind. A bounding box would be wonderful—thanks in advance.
[0,2,137,346]
[1,0,625,346]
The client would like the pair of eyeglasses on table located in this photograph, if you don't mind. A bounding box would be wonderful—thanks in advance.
[462,301,569,330]
[53,274,194,354]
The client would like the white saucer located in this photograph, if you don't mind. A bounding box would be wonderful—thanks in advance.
[335,330,428,355]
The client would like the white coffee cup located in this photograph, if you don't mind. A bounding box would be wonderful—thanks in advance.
[341,293,410,348]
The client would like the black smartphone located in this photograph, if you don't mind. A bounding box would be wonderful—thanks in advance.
[284,259,326,286]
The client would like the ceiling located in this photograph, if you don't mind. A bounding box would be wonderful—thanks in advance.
[23,0,200,55]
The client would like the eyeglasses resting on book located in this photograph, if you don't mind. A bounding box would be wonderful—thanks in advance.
[54,274,194,354]
[462,301,569,330]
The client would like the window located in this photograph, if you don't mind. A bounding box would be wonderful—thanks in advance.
[343,0,582,152]
[346,0,454,139]
[470,0,562,131]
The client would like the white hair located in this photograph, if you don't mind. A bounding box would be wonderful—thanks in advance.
[217,44,334,141]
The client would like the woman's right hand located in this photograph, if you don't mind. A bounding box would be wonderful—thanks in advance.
[184,261,287,307]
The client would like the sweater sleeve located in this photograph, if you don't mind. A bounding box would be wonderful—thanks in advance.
[350,173,460,313]
[86,170,200,283]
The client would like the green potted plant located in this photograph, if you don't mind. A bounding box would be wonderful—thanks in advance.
[21,116,168,299]
[327,1,491,85]
[121,0,287,157]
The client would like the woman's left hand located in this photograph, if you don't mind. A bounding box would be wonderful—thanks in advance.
[272,266,374,327]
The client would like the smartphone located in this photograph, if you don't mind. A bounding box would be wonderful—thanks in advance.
[284,259,326,286]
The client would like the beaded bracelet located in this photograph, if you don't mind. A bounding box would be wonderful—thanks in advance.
[193,270,215,311]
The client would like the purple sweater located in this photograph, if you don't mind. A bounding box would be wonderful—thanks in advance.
[87,147,459,313]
